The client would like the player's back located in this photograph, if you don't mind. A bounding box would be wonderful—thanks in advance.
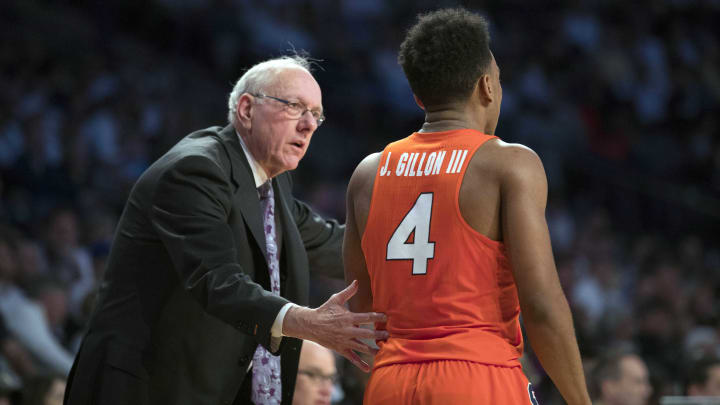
[361,129,523,369]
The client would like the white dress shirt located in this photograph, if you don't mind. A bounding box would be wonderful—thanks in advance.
[236,132,297,351]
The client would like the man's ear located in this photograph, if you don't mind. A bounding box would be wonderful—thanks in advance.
[236,93,254,129]
[413,94,426,111]
[477,74,494,104]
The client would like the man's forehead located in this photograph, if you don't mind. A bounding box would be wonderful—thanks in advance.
[300,343,335,367]
[268,68,322,104]
[620,356,647,376]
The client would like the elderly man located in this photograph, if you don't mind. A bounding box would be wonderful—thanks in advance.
[292,341,336,405]
[64,55,386,405]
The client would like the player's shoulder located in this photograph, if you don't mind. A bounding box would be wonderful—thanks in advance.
[482,138,540,164]
[476,139,544,179]
[348,152,382,195]
[355,152,383,173]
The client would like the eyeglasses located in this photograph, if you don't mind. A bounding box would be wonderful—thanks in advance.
[297,369,338,385]
[252,93,325,127]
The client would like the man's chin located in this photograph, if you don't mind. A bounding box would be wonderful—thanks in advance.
[285,159,302,171]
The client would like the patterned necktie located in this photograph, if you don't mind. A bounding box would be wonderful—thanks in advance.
[252,181,282,405]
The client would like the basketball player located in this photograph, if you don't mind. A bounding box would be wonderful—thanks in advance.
[343,8,591,404]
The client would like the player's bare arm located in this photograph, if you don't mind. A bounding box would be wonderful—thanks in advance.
[495,142,591,405]
[343,152,382,314]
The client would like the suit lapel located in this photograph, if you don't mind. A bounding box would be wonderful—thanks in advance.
[273,180,295,280]
[217,126,268,261]
[274,180,292,271]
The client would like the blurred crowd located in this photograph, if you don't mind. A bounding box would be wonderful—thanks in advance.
[1,0,719,404]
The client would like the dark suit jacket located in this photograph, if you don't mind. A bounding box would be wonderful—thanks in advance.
[64,125,344,405]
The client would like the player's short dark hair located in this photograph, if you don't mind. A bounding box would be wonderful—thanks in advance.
[398,7,492,107]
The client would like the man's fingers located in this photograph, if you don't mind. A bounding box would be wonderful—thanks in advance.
[342,349,370,373]
[331,280,358,305]
[374,329,389,340]
[346,338,379,356]
[351,311,387,325]
[347,326,389,341]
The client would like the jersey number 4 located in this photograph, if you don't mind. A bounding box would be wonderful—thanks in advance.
[386,192,435,275]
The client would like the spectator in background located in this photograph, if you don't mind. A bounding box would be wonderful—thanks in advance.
[14,237,49,292]
[686,357,720,397]
[82,208,116,282]
[0,228,73,376]
[21,374,66,405]
[25,278,69,345]
[0,387,11,405]
[0,311,36,382]
[590,349,652,405]
[292,341,336,405]
[43,208,94,322]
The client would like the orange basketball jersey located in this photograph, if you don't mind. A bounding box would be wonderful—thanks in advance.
[361,129,523,370]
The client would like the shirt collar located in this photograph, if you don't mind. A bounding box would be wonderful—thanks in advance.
[236,130,269,188]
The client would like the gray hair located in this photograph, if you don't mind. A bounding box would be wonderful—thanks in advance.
[227,55,312,126]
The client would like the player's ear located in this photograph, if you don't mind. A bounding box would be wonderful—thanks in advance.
[413,94,426,111]
[477,74,494,104]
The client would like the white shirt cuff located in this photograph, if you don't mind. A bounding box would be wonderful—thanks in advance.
[269,303,296,352]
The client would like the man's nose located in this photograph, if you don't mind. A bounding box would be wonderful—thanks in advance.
[317,379,333,394]
[297,110,318,131]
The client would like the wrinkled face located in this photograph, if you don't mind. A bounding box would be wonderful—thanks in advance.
[241,68,322,178]
[292,342,336,405]
[605,356,652,405]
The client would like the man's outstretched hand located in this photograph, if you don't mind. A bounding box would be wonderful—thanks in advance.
[282,280,388,372]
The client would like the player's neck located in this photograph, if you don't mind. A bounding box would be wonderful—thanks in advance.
[419,107,491,134]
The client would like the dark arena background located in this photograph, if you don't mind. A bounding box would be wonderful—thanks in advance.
[1,1,719,404]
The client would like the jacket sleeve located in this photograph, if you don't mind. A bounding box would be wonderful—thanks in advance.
[149,154,288,351]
